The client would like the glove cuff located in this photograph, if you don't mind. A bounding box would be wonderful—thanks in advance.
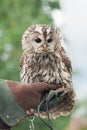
[0,79,26,128]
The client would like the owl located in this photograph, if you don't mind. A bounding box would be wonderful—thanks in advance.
[20,24,75,118]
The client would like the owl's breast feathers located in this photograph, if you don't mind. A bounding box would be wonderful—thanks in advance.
[20,50,75,118]
[20,48,72,89]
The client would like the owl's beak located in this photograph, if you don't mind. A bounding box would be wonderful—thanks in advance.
[43,43,48,51]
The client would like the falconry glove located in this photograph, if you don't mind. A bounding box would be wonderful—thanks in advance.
[0,79,75,130]
[0,79,57,129]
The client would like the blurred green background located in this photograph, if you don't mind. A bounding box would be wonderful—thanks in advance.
[0,0,87,130]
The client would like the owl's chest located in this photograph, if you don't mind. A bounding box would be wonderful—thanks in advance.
[26,54,61,83]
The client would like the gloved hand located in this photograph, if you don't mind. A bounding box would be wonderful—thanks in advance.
[7,80,58,115]
[0,79,75,130]
[0,79,57,130]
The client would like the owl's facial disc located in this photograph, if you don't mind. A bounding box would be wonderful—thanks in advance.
[31,34,57,54]
[22,24,61,54]
[27,25,59,54]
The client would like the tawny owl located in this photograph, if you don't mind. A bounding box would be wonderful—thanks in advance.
[20,24,75,118]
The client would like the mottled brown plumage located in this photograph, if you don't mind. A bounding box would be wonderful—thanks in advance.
[20,24,75,118]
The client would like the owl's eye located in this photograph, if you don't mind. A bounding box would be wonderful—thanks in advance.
[35,38,41,43]
[47,38,52,43]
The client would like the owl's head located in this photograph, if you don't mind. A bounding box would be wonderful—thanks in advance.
[21,24,62,54]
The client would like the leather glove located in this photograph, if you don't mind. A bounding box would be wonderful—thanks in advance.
[0,79,57,129]
[0,79,75,130]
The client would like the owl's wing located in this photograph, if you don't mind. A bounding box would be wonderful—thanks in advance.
[20,53,27,82]
[20,53,33,83]
[20,53,25,69]
[60,47,72,74]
